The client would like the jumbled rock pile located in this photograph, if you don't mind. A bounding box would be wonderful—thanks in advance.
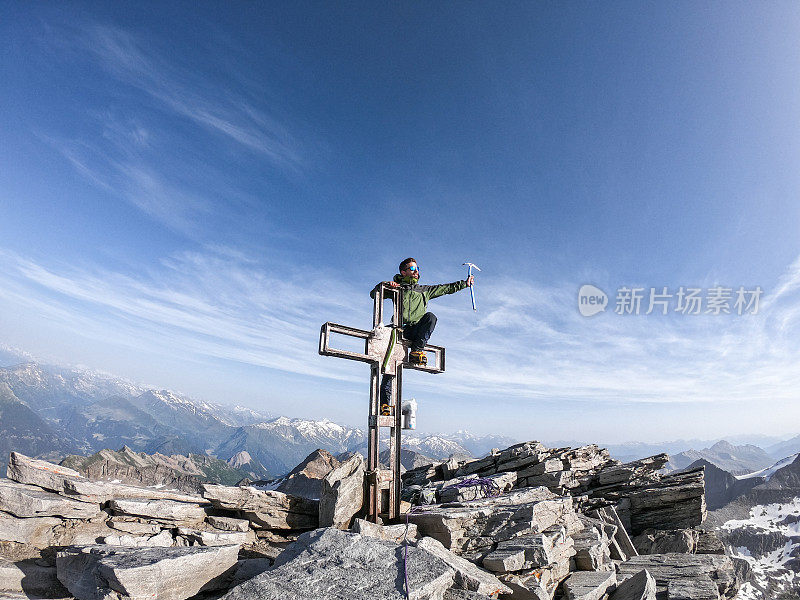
[0,439,740,600]
[402,442,707,536]
[0,451,328,599]
[398,441,737,600]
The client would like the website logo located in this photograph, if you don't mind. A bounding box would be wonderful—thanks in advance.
[578,284,608,317]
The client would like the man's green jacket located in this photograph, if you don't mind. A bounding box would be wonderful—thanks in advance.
[371,275,468,326]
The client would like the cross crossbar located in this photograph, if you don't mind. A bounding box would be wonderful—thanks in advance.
[318,323,372,364]
[319,322,446,374]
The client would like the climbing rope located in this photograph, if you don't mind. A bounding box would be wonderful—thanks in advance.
[402,505,426,600]
[441,476,502,499]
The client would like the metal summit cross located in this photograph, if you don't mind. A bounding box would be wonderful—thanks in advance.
[319,282,445,522]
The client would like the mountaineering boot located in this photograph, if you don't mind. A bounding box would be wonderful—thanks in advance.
[379,375,392,415]
[409,350,427,366]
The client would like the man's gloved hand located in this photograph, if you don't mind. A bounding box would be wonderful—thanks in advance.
[466,275,474,286]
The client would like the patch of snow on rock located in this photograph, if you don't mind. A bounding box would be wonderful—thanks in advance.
[736,453,800,481]
[723,498,800,598]
[722,498,800,536]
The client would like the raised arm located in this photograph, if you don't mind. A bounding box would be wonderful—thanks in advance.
[421,279,470,300]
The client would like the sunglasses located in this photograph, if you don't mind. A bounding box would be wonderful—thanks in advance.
[405,265,419,272]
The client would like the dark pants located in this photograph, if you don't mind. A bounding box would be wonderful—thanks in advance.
[380,312,437,404]
[404,312,437,352]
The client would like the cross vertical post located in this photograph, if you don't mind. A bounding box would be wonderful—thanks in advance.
[319,282,445,522]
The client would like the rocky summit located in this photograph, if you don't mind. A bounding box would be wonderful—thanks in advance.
[0,440,742,600]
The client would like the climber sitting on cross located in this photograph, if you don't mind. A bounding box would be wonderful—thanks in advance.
[371,257,473,407]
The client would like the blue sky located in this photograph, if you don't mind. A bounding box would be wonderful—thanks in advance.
[2,2,800,443]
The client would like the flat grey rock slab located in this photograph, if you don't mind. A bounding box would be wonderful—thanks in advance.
[562,571,617,600]
[56,544,239,600]
[7,453,89,495]
[416,536,512,596]
[594,454,669,486]
[0,479,100,519]
[219,527,455,600]
[207,515,250,532]
[0,557,68,597]
[108,498,207,522]
[499,559,571,600]
[101,530,174,547]
[443,590,497,600]
[228,558,272,586]
[175,526,253,546]
[633,529,697,555]
[610,569,656,600]
[492,441,549,472]
[694,531,725,556]
[319,453,364,529]
[441,486,558,508]
[0,511,60,547]
[523,470,578,490]
[482,526,574,573]
[408,490,580,553]
[403,462,445,488]
[203,484,318,529]
[573,526,612,571]
[517,457,565,479]
[627,470,707,535]
[50,520,117,547]
[617,554,737,600]
[352,518,418,543]
[590,506,638,560]
[107,520,162,535]
[666,576,719,600]
[7,453,206,504]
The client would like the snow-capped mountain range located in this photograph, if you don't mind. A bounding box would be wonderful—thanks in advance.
[402,435,470,460]
[0,358,514,476]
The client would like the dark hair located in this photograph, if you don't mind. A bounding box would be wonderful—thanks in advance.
[399,257,417,273]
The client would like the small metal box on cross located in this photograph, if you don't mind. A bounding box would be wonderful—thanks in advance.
[319,282,445,522]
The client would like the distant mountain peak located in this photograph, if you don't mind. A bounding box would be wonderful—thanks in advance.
[710,440,735,451]
[668,440,774,476]
[227,450,253,469]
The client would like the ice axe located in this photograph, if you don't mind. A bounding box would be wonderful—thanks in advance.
[462,262,481,311]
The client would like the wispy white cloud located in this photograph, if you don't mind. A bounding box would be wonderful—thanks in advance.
[2,246,800,431]
[77,24,306,170]
[0,247,366,384]
[418,272,800,410]
[38,22,310,237]
[38,131,212,236]
[2,247,800,402]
